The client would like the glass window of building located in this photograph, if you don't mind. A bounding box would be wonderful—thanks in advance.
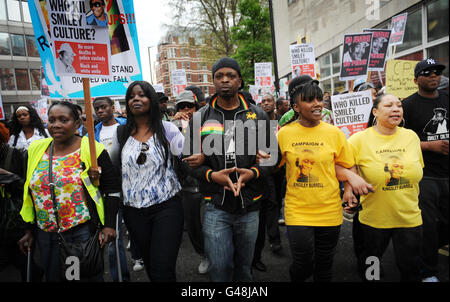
[15,68,31,90]
[186,62,190,70]
[187,73,191,82]
[0,0,7,20]
[428,42,449,77]
[396,8,422,53]
[0,68,16,90]
[6,0,21,21]
[332,76,347,94]
[320,79,331,95]
[11,34,26,56]
[427,0,449,42]
[318,54,331,78]
[0,33,11,55]
[25,35,39,57]
[22,0,31,23]
[30,68,40,90]
[331,47,341,74]
[203,74,208,82]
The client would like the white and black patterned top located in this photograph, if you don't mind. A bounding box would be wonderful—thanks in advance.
[121,121,183,208]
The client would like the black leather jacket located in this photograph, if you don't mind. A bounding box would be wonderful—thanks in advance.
[184,93,276,210]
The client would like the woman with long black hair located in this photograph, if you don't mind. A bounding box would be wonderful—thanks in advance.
[117,81,185,282]
[8,105,49,150]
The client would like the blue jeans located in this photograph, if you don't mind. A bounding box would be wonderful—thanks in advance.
[107,209,130,282]
[36,223,104,282]
[203,203,259,282]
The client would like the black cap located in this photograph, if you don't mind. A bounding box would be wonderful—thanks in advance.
[157,92,168,102]
[212,57,245,89]
[288,75,319,100]
[414,58,445,78]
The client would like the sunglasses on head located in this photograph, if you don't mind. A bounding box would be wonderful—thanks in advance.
[418,69,443,77]
[136,142,149,165]
[178,103,195,110]
[91,2,103,7]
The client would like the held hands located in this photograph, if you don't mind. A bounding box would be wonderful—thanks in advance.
[182,154,205,168]
[99,227,116,248]
[342,190,359,214]
[347,171,374,196]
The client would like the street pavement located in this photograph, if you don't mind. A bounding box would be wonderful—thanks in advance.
[1,218,448,283]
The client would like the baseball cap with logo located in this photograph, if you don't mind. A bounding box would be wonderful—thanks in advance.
[414,58,445,78]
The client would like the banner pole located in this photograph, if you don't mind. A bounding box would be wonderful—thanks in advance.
[82,78,99,187]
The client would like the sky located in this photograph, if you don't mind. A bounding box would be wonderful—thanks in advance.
[133,0,171,83]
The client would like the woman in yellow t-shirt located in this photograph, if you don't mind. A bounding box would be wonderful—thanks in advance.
[277,76,373,282]
[345,94,424,282]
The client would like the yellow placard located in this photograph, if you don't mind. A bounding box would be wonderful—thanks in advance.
[385,59,419,99]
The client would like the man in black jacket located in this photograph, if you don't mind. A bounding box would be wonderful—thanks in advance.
[184,57,276,281]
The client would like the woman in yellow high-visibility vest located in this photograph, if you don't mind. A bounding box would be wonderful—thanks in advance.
[19,101,121,282]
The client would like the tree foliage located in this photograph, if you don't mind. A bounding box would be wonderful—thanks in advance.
[231,0,273,90]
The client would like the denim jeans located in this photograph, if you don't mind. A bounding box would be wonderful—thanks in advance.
[360,223,423,282]
[122,196,184,282]
[36,223,104,282]
[418,177,449,278]
[203,203,259,282]
[286,225,341,282]
[107,209,130,282]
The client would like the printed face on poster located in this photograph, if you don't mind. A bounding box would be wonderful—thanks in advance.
[29,0,143,99]
[290,44,316,79]
[390,13,408,46]
[340,33,373,80]
[363,29,391,71]
[47,0,111,77]
[331,90,373,138]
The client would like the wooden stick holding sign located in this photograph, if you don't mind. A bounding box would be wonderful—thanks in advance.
[82,78,99,187]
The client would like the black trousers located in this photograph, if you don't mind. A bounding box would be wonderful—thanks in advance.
[417,177,449,278]
[359,223,423,282]
[123,196,184,282]
[181,191,205,256]
[286,225,341,282]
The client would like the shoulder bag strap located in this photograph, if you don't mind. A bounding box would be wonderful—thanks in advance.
[3,146,13,172]
[48,142,60,233]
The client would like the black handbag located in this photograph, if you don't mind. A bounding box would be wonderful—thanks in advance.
[0,147,24,241]
[47,142,104,280]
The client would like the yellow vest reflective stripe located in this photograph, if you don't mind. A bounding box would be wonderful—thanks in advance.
[20,137,106,225]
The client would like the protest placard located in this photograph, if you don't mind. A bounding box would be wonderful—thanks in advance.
[290,43,316,79]
[385,59,419,99]
[389,13,408,46]
[47,0,111,77]
[249,85,260,104]
[0,94,4,120]
[363,29,391,71]
[29,0,143,98]
[171,69,187,97]
[30,98,49,124]
[153,83,164,93]
[340,33,373,80]
[255,62,273,87]
[331,90,373,138]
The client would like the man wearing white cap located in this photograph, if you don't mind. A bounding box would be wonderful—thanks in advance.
[56,43,76,73]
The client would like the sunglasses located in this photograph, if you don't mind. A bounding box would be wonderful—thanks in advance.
[418,69,443,77]
[136,142,149,165]
[178,103,195,110]
[91,2,103,7]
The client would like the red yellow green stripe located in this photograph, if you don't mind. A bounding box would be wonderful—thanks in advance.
[211,94,248,110]
[200,123,223,136]
[250,167,260,179]
[253,194,263,201]
[206,169,213,182]
[204,196,212,201]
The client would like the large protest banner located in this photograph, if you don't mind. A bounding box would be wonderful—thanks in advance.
[340,33,373,80]
[290,43,316,79]
[385,59,419,99]
[389,13,408,46]
[29,0,143,98]
[255,62,273,87]
[363,29,391,71]
[171,69,187,97]
[331,90,373,138]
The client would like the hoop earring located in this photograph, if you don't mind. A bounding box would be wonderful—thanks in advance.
[371,117,377,126]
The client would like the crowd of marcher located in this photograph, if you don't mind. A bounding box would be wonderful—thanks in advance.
[0,56,448,283]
